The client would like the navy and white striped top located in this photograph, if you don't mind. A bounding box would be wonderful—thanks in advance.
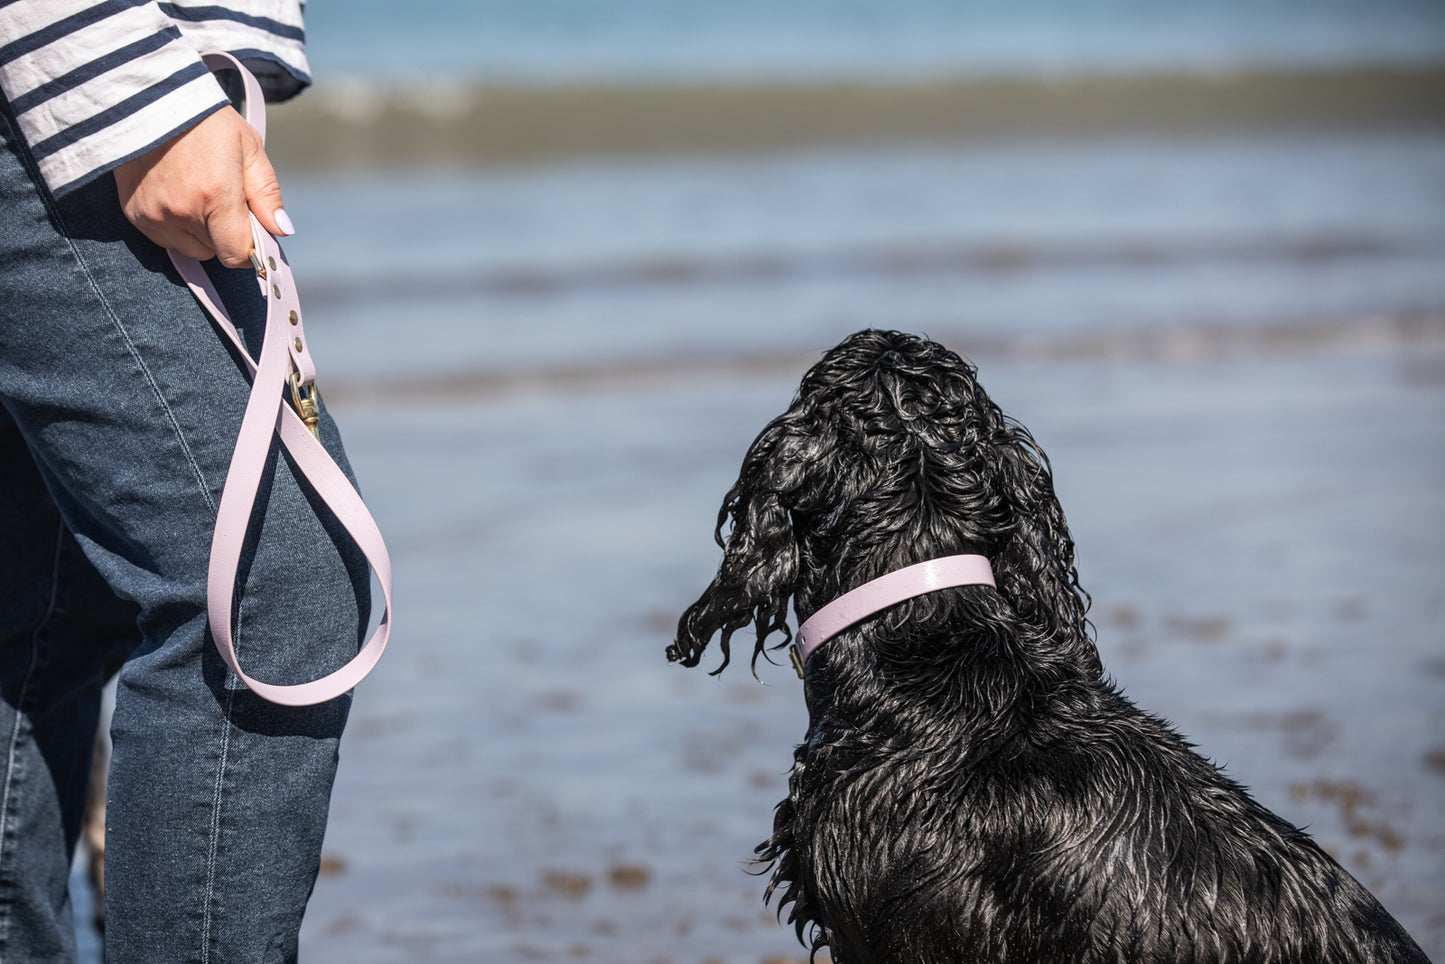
[0,1,308,197]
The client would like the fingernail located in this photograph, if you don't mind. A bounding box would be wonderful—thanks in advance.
[275,209,296,236]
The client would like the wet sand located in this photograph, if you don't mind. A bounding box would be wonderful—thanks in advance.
[288,329,1444,961]
[71,112,1445,961]
[264,66,1445,172]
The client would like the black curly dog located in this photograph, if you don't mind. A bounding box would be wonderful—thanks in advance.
[668,330,1428,963]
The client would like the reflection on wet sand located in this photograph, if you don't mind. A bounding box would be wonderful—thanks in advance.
[318,315,1445,406]
[286,338,1444,961]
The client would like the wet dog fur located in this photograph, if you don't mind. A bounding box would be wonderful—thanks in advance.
[668,330,1428,963]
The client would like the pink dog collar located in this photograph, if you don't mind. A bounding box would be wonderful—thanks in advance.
[791,555,996,678]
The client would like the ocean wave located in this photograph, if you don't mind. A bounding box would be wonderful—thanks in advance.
[319,315,1445,406]
[297,233,1445,306]
[266,66,1445,170]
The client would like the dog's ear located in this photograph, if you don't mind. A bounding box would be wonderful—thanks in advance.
[987,420,1103,679]
[669,411,826,674]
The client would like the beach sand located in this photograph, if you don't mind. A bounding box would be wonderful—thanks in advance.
[68,72,1445,959]
[280,327,1444,962]
[264,67,1445,173]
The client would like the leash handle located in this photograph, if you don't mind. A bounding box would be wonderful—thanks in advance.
[168,52,393,706]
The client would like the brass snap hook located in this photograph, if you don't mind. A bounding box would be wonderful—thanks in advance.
[288,372,321,440]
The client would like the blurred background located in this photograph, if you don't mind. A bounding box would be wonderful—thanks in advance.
[81,1,1445,961]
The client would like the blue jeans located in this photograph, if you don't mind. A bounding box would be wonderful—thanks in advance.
[0,101,368,962]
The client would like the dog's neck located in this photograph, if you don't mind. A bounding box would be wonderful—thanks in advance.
[791,555,997,678]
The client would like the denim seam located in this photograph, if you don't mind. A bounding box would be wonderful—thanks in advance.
[199,609,242,964]
[0,518,66,963]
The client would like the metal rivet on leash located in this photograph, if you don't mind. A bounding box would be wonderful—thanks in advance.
[267,256,277,271]
[272,283,282,299]
[288,310,299,326]
[293,337,303,352]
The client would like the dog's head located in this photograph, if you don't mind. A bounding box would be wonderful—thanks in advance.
[669,329,1098,679]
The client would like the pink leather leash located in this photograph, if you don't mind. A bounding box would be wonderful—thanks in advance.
[791,555,995,678]
[167,52,392,706]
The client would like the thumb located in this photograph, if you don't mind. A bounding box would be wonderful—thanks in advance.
[240,134,293,238]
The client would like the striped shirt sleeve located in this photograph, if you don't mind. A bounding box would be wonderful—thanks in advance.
[159,1,309,102]
[0,0,308,198]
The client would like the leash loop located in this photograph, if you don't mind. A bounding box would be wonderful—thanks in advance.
[166,52,393,706]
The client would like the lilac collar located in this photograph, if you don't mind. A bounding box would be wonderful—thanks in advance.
[790,555,996,678]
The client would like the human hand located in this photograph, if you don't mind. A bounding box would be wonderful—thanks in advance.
[113,106,293,268]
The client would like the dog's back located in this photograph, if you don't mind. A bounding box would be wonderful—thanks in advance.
[780,655,1428,962]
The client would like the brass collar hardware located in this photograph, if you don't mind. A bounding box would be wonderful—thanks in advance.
[789,646,805,680]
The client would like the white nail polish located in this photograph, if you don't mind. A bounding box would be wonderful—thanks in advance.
[275,209,296,236]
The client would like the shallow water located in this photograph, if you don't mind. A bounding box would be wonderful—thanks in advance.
[70,331,1445,959]
[279,341,1445,962]
[69,116,1445,962]
[268,125,1444,961]
[279,131,1445,385]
